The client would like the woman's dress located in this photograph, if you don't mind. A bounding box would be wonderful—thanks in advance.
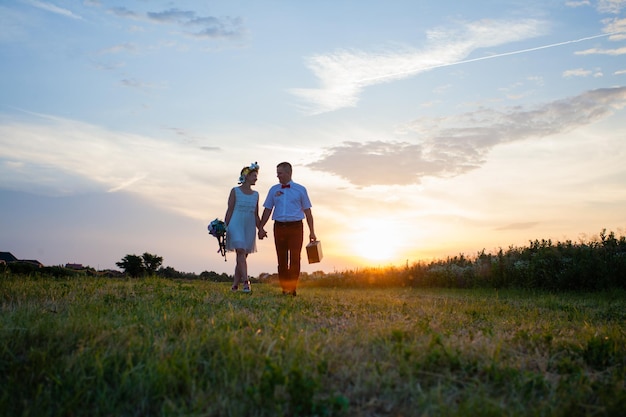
[225,187,258,253]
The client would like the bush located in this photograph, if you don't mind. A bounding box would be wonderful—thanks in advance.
[312,229,626,291]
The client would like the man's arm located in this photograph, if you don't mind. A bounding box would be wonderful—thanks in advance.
[304,208,316,242]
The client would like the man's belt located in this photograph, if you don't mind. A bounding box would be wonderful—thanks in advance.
[275,220,302,227]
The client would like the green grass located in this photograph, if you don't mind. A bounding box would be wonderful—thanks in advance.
[1,276,625,416]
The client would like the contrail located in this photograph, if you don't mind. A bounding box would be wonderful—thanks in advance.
[358,31,625,84]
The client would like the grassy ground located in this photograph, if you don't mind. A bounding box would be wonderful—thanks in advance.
[1,276,624,416]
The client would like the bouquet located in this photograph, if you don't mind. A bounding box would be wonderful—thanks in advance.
[208,218,227,261]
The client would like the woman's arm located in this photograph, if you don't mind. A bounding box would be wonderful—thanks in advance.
[224,188,236,225]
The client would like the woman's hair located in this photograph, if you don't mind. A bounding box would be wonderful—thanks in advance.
[238,162,260,184]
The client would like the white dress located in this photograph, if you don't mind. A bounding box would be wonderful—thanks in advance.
[225,187,258,253]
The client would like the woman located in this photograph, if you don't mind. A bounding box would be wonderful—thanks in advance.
[225,162,262,292]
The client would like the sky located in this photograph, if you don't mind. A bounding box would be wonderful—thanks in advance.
[1,0,625,276]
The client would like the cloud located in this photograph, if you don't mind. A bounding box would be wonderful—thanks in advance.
[565,0,591,7]
[562,68,603,78]
[575,46,626,55]
[147,9,196,23]
[97,43,138,55]
[107,7,141,19]
[0,113,230,219]
[307,87,626,186]
[563,68,593,77]
[25,0,82,19]
[290,19,549,114]
[107,174,147,193]
[189,16,243,39]
[602,17,626,40]
[109,6,244,40]
[597,0,626,14]
[119,78,165,91]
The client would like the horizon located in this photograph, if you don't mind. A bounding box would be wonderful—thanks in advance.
[2,224,623,276]
[1,1,625,276]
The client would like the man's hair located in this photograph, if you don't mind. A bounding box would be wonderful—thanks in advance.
[277,161,292,174]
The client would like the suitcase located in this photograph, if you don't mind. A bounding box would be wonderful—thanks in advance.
[306,241,323,263]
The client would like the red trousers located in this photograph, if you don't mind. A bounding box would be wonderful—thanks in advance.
[273,221,303,293]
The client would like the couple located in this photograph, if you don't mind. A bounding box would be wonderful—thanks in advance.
[224,161,316,296]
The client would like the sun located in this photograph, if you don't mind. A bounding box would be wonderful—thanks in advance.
[348,221,405,263]
[343,216,414,265]
[353,236,396,262]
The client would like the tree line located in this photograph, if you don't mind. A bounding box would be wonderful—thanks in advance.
[2,229,625,291]
[312,229,626,291]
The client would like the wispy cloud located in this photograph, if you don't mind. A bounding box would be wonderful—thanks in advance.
[147,9,196,23]
[97,43,138,55]
[597,0,626,14]
[563,68,595,77]
[25,0,82,19]
[307,87,626,186]
[565,1,591,7]
[602,17,626,40]
[575,46,626,55]
[290,18,626,115]
[108,6,244,40]
[107,174,146,193]
[290,19,550,114]
[107,7,140,19]
[0,113,230,219]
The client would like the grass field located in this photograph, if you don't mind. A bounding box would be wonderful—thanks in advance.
[1,276,625,416]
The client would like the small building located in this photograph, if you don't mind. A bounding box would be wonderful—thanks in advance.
[0,252,18,263]
[0,252,43,267]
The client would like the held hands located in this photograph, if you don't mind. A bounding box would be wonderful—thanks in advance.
[258,228,268,240]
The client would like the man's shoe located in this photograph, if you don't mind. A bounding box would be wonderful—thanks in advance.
[231,285,238,292]
[243,281,252,293]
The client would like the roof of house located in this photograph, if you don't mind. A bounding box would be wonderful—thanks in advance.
[20,259,44,267]
[0,252,43,267]
[0,252,18,263]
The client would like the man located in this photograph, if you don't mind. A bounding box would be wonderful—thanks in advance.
[259,162,316,296]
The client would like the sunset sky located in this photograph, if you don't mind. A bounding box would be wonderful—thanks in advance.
[1,0,625,276]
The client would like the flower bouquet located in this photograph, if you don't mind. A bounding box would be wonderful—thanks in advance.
[208,218,227,261]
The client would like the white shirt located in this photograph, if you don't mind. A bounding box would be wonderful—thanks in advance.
[263,181,312,222]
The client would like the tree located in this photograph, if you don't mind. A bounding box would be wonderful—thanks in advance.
[142,252,163,275]
[157,266,179,279]
[116,253,164,277]
[116,254,144,277]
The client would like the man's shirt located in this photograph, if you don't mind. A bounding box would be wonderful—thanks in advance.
[263,182,312,222]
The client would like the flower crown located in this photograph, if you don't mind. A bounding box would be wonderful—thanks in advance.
[238,161,259,184]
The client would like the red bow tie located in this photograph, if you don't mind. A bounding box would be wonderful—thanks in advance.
[281,184,290,189]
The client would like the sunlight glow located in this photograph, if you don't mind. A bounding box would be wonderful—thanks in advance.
[349,218,404,263]
[352,235,396,261]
